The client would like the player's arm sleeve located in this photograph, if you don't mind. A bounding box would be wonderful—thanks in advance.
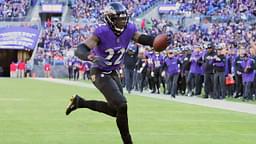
[133,32,155,47]
[75,35,99,61]
[75,43,91,61]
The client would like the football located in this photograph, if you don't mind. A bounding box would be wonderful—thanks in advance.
[153,34,168,52]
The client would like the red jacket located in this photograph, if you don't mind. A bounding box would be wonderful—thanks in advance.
[44,64,51,71]
[18,62,26,70]
[141,19,145,29]
[10,63,17,72]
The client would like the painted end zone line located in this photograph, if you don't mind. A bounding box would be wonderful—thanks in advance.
[33,78,256,115]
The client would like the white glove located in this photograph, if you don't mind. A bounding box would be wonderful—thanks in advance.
[207,56,212,60]
[237,71,242,75]
[161,71,165,77]
[151,71,154,77]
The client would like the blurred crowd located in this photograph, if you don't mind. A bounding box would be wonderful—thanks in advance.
[70,0,158,22]
[34,20,97,65]
[164,0,256,16]
[138,16,256,52]
[0,0,31,19]
[29,1,256,101]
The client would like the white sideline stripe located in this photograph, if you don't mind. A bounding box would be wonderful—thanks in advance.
[1,132,255,136]
[0,119,254,123]
[33,78,256,115]
[132,91,256,115]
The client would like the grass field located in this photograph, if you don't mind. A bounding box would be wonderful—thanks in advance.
[0,78,256,144]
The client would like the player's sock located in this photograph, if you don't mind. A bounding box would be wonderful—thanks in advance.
[116,104,133,144]
[78,99,117,117]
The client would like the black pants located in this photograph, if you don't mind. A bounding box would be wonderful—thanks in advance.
[153,68,161,93]
[68,67,73,80]
[133,70,139,91]
[235,74,243,97]
[78,68,132,144]
[124,68,134,92]
[139,72,147,92]
[73,68,79,80]
[167,74,179,96]
[160,73,166,94]
[178,73,186,95]
[187,73,202,95]
[243,82,253,100]
[204,73,213,98]
[146,70,154,91]
[213,72,226,99]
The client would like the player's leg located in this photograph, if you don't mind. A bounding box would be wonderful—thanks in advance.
[90,70,132,143]
[66,69,132,143]
[66,69,120,117]
[111,72,132,144]
[66,95,117,117]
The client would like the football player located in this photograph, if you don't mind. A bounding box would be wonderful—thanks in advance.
[65,2,172,144]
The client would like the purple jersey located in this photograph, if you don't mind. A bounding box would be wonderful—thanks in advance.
[92,23,137,71]
[241,58,255,82]
[153,53,164,69]
[145,51,155,70]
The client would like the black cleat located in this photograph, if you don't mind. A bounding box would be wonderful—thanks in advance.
[65,95,80,115]
[151,90,156,94]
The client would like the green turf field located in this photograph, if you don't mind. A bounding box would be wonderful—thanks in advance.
[0,78,256,144]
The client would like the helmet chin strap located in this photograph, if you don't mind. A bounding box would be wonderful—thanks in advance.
[114,26,124,33]
[105,14,128,36]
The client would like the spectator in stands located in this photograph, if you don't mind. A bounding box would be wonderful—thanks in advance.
[10,61,17,78]
[25,61,33,78]
[70,0,157,21]
[0,0,31,20]
[44,62,51,78]
[17,60,26,78]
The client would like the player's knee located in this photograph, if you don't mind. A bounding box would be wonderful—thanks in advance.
[116,103,127,114]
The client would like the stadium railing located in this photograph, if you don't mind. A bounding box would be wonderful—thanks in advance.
[0,17,26,22]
